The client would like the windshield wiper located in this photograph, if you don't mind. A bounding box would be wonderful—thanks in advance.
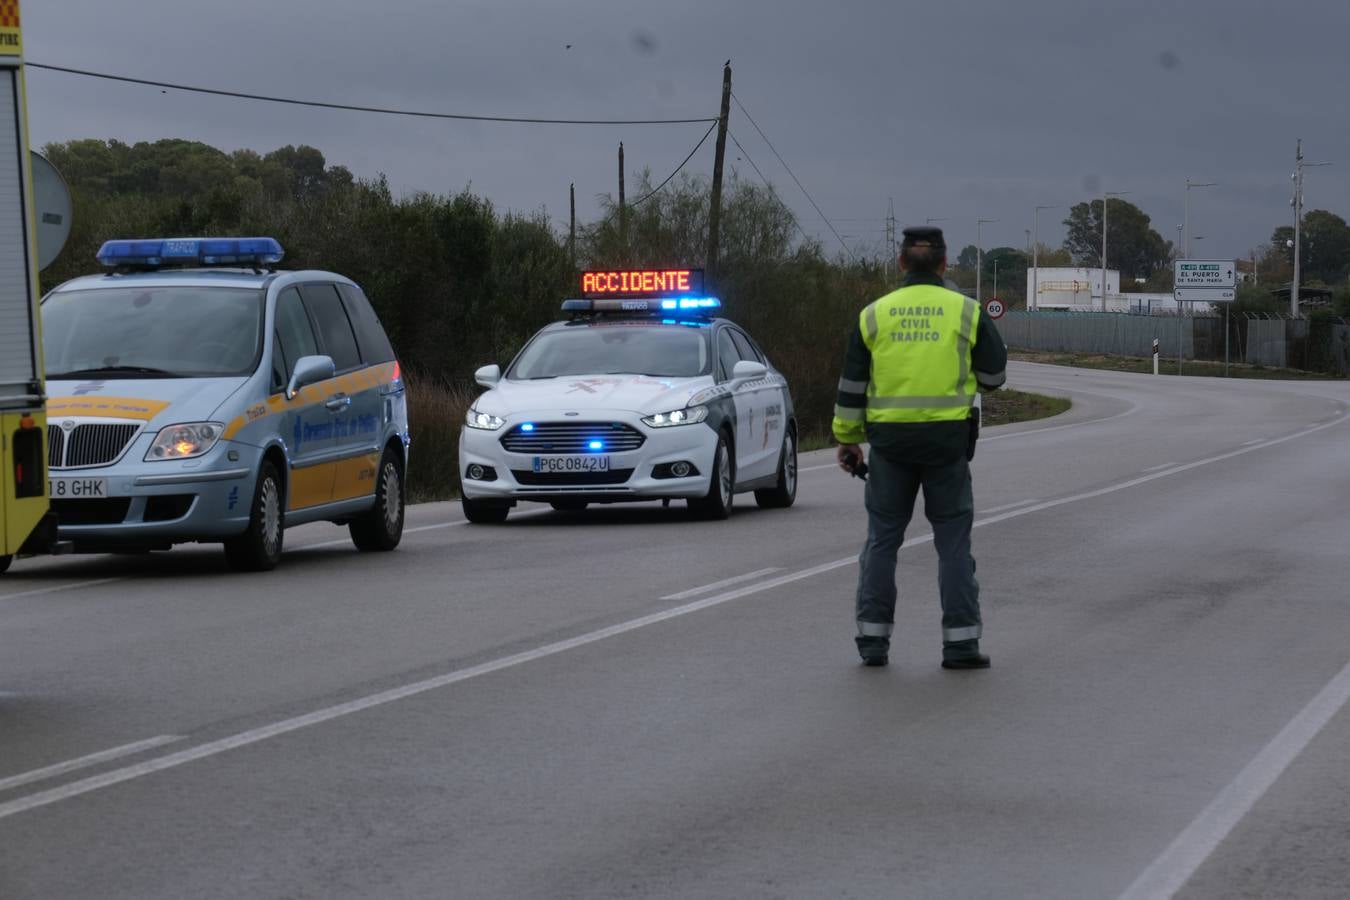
[47,365,182,379]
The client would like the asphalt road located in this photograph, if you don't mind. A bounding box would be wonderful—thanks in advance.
[2,361,1349,899]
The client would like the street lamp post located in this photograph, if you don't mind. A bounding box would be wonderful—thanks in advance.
[993,258,999,298]
[976,217,998,302]
[1101,191,1130,313]
[1183,178,1217,258]
[1032,205,1058,312]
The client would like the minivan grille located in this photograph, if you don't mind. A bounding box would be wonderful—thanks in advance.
[501,422,645,454]
[53,423,142,468]
[47,425,65,469]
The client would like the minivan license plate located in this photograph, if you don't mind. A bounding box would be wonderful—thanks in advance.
[49,478,109,499]
[533,455,610,474]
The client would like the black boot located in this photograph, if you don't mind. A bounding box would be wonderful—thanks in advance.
[856,636,890,667]
[941,639,990,670]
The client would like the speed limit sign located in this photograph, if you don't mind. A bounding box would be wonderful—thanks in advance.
[985,298,1006,319]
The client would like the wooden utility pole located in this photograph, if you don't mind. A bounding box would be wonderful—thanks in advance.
[618,142,627,255]
[706,61,732,282]
[569,182,576,267]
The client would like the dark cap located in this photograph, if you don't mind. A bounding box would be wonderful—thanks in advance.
[901,226,946,250]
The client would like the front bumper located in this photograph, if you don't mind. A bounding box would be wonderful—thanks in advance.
[50,441,262,546]
[458,413,718,502]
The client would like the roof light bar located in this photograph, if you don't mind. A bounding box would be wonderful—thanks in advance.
[96,237,285,269]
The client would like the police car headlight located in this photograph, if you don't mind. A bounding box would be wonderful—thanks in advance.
[466,409,506,431]
[146,422,224,460]
[641,405,709,428]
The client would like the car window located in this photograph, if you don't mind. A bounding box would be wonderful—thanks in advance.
[300,283,362,373]
[509,324,710,379]
[272,286,320,391]
[337,283,396,364]
[717,329,741,381]
[729,329,763,364]
[43,286,264,379]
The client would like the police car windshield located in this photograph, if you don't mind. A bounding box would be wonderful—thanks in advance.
[43,286,264,379]
[510,323,710,379]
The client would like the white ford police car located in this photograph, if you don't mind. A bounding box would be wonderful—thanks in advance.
[458,268,796,522]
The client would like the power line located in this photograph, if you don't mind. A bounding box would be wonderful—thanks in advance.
[27,62,720,126]
[727,130,814,247]
[631,120,719,206]
[730,92,853,259]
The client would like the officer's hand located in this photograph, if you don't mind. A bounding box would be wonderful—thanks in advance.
[837,443,863,473]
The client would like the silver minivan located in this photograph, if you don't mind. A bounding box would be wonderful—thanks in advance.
[39,237,409,571]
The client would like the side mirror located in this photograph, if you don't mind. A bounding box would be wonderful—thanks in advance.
[475,364,502,388]
[731,360,768,381]
[287,355,335,400]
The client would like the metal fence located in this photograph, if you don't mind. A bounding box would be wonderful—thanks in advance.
[999,311,1349,376]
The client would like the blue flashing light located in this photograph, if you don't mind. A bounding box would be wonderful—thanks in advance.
[520,423,535,432]
[675,297,721,310]
[97,237,285,269]
[588,440,605,451]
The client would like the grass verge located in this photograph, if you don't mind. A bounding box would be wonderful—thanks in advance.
[799,388,1071,451]
[1010,349,1341,380]
[409,376,1072,499]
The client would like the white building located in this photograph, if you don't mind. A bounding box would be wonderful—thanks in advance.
[1026,267,1119,310]
[1027,267,1187,313]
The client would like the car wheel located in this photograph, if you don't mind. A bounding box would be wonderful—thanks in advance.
[0,554,11,575]
[462,496,510,524]
[688,433,734,520]
[755,428,798,509]
[350,449,405,551]
[549,500,588,512]
[224,460,285,572]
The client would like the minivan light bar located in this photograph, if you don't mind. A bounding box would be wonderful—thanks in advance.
[97,237,285,269]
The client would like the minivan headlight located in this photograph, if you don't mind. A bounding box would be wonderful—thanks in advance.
[466,409,506,431]
[146,422,224,460]
[641,405,709,428]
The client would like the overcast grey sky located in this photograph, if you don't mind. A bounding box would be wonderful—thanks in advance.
[24,0,1350,263]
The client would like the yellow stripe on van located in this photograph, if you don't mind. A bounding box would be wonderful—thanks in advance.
[331,451,381,503]
[47,397,171,421]
[221,363,399,440]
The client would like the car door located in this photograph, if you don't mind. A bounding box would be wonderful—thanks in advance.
[336,282,401,499]
[271,285,336,511]
[716,327,758,484]
[299,282,381,504]
[727,327,780,482]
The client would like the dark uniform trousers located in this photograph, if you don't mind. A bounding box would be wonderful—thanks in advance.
[855,447,982,661]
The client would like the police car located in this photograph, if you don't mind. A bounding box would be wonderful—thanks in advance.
[458,268,797,522]
[40,237,409,571]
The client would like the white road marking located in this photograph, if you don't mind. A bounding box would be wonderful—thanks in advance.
[981,498,1041,514]
[0,577,127,602]
[0,411,1343,821]
[0,735,184,794]
[1242,439,1264,446]
[297,521,461,550]
[1118,658,1350,900]
[661,567,783,600]
[1142,462,1177,472]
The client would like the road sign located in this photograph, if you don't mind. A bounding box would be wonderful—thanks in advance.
[31,151,71,269]
[1174,287,1236,304]
[985,298,1005,319]
[1175,259,1236,289]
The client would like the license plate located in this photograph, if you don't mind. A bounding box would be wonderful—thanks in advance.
[533,455,611,474]
[49,477,109,499]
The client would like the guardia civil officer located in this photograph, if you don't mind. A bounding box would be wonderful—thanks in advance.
[833,226,1007,669]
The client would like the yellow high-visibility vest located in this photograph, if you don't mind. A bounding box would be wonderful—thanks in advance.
[850,283,980,426]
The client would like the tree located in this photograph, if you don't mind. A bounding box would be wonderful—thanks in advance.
[955,244,979,270]
[1298,210,1350,285]
[983,247,1027,305]
[1063,198,1172,280]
